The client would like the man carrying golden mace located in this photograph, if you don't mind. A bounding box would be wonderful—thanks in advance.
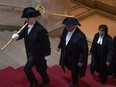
[1,4,74,51]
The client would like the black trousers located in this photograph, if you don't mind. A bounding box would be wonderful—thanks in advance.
[24,53,49,84]
[71,65,79,84]
[97,55,107,83]
[64,57,79,84]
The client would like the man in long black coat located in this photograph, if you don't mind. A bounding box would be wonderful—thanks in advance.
[12,7,51,87]
[90,24,113,84]
[57,17,88,87]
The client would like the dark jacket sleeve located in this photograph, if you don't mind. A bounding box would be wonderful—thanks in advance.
[90,33,98,55]
[78,35,88,63]
[39,28,51,56]
[90,33,98,75]
[17,22,27,40]
[106,36,113,62]
[78,34,88,77]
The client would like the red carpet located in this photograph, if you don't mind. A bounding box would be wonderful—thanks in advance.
[0,65,116,87]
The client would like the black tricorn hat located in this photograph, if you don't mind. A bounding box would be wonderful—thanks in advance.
[21,7,41,18]
[62,17,81,26]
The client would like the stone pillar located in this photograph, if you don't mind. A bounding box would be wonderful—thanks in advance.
[33,0,71,31]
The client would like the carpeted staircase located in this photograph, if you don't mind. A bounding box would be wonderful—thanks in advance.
[0,65,116,87]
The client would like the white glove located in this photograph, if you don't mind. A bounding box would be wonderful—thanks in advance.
[45,56,49,61]
[12,33,19,40]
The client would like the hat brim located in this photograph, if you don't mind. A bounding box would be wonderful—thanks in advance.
[63,17,81,26]
[21,11,41,18]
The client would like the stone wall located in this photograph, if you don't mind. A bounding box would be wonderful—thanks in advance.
[0,0,34,27]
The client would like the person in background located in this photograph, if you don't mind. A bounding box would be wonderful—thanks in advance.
[112,36,116,79]
[57,17,88,87]
[12,7,51,87]
[90,24,113,84]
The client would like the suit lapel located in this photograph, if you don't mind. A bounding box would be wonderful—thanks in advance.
[25,26,29,36]
[62,29,68,47]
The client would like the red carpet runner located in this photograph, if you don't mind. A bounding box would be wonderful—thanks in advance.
[0,65,116,87]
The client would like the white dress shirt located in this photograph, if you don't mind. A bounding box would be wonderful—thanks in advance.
[27,22,35,35]
[65,28,76,46]
[97,35,104,45]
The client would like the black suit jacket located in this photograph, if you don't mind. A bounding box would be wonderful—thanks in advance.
[17,21,51,68]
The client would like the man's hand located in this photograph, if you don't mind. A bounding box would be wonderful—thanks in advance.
[78,62,83,67]
[12,33,19,40]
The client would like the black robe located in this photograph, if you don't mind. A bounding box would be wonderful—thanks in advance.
[58,27,88,77]
[90,33,113,75]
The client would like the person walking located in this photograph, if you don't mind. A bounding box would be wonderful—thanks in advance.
[57,17,88,87]
[90,24,113,84]
[12,7,51,87]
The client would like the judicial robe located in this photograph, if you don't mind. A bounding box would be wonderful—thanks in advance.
[90,33,113,75]
[58,27,88,77]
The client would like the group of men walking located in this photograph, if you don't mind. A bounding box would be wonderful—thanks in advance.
[11,7,116,87]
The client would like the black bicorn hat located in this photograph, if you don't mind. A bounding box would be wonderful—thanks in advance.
[62,17,81,26]
[21,7,41,18]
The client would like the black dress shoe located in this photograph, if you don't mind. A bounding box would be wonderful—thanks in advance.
[29,82,39,87]
[100,81,106,85]
[39,80,50,86]
[112,73,116,79]
[69,83,77,87]
[100,80,107,85]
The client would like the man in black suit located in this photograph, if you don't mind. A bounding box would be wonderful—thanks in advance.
[12,7,51,87]
[57,17,88,87]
